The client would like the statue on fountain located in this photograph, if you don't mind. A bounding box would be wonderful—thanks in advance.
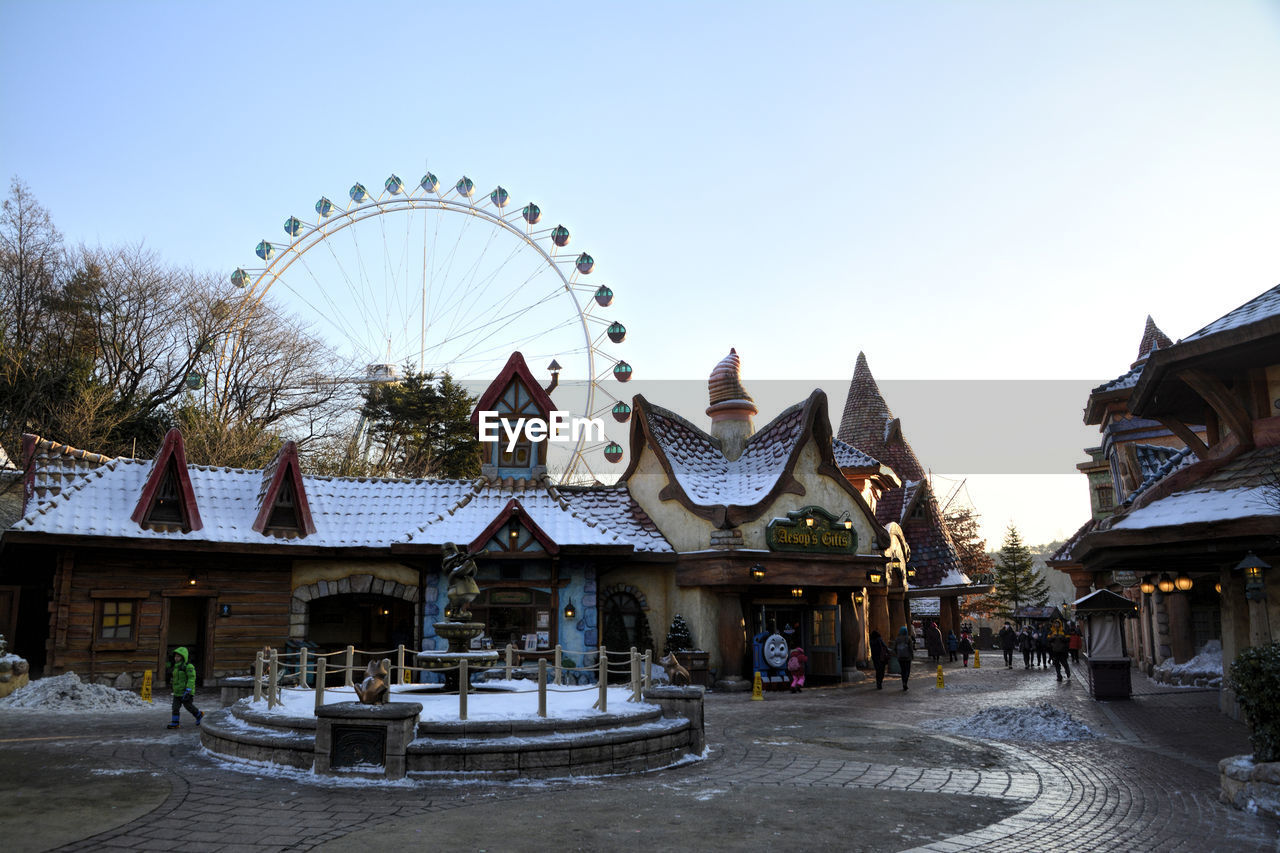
[442,542,480,621]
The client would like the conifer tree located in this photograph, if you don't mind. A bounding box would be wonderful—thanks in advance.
[991,525,1049,619]
[664,613,695,654]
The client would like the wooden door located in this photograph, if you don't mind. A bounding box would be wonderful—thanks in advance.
[810,605,840,678]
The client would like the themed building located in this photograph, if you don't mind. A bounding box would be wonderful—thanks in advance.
[0,349,907,689]
[1055,285,1280,718]
[836,353,986,637]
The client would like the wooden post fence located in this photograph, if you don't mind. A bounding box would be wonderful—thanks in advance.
[459,660,469,721]
[554,644,563,685]
[253,651,264,703]
[344,645,355,687]
[538,658,548,718]
[314,657,327,712]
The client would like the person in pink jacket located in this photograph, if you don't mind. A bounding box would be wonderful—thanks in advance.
[787,645,808,693]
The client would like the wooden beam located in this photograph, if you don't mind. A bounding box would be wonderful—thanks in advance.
[1154,417,1209,458]
[1179,369,1255,451]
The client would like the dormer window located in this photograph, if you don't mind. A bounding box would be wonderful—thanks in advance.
[149,463,184,524]
[266,477,299,532]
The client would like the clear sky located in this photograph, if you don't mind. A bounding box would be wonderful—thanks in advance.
[3,1,1279,547]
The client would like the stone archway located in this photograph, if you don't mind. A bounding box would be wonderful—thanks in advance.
[600,584,653,654]
[291,574,419,642]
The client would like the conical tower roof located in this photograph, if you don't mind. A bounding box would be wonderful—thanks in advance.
[837,352,924,481]
[1134,315,1172,365]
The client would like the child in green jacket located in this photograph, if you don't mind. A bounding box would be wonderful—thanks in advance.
[167,646,203,729]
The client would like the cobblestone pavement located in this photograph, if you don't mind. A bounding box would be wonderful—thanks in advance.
[0,658,1276,852]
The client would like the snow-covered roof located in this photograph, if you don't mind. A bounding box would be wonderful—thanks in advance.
[1181,283,1280,343]
[401,480,670,552]
[1090,364,1142,396]
[639,398,806,508]
[831,438,878,469]
[1123,445,1198,506]
[1110,486,1272,531]
[10,459,671,553]
[1048,517,1099,564]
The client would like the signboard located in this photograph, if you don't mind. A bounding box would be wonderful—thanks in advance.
[1113,571,1139,588]
[765,506,858,555]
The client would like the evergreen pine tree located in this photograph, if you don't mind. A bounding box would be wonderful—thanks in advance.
[664,613,695,653]
[991,525,1049,620]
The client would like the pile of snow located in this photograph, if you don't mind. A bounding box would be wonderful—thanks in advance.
[0,672,151,712]
[923,702,1097,742]
[1153,640,1223,688]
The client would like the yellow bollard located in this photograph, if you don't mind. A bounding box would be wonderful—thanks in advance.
[974,648,981,669]
[751,671,764,701]
[141,670,153,703]
[936,664,944,689]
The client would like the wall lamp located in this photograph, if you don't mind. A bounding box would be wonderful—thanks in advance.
[1236,552,1272,602]
[751,564,766,582]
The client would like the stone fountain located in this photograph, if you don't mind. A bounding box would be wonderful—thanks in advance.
[416,542,499,691]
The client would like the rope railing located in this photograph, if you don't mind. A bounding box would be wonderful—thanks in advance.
[253,641,665,720]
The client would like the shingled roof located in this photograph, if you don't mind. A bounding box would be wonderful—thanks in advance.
[836,354,963,587]
[1181,283,1280,343]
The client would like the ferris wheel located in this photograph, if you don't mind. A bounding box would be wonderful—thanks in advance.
[218,170,633,483]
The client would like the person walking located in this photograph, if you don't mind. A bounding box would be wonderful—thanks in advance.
[1048,620,1072,682]
[946,630,958,663]
[1018,625,1035,669]
[166,646,203,730]
[998,622,1016,668]
[1068,624,1082,664]
[925,622,944,665]
[787,645,808,693]
[894,626,915,690]
[869,630,890,689]
[1035,626,1050,668]
[958,632,974,667]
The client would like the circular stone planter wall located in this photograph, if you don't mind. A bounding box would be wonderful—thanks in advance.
[201,686,705,780]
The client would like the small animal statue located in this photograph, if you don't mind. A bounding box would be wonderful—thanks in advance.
[659,652,691,686]
[353,660,390,705]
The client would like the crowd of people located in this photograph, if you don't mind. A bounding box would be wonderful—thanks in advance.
[865,618,1084,693]
[996,619,1083,682]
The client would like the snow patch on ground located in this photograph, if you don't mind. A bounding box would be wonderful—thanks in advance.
[0,672,151,712]
[1153,640,1223,688]
[922,703,1097,742]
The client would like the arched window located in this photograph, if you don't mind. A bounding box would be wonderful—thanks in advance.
[601,589,652,654]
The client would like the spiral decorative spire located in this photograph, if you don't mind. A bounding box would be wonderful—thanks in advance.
[706,348,758,461]
[708,348,753,406]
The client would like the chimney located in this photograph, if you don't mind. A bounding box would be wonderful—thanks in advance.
[706,348,757,461]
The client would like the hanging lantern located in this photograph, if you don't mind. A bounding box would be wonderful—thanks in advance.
[283,216,303,237]
[791,587,804,599]
[575,253,594,274]
[563,599,577,620]
[420,173,439,193]
[867,568,883,585]
[613,361,632,382]
[1174,573,1193,592]
[551,225,570,247]
[751,564,766,582]
[1139,575,1155,594]
[1215,582,1222,594]
[315,196,334,217]
[594,285,613,307]
[255,241,274,261]
[603,442,624,463]
[489,186,509,208]
[455,176,474,197]
[385,174,403,195]
[611,401,631,423]
[349,183,368,203]
[607,321,626,343]
[230,268,250,288]
[1157,573,1175,593]
[522,203,541,224]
